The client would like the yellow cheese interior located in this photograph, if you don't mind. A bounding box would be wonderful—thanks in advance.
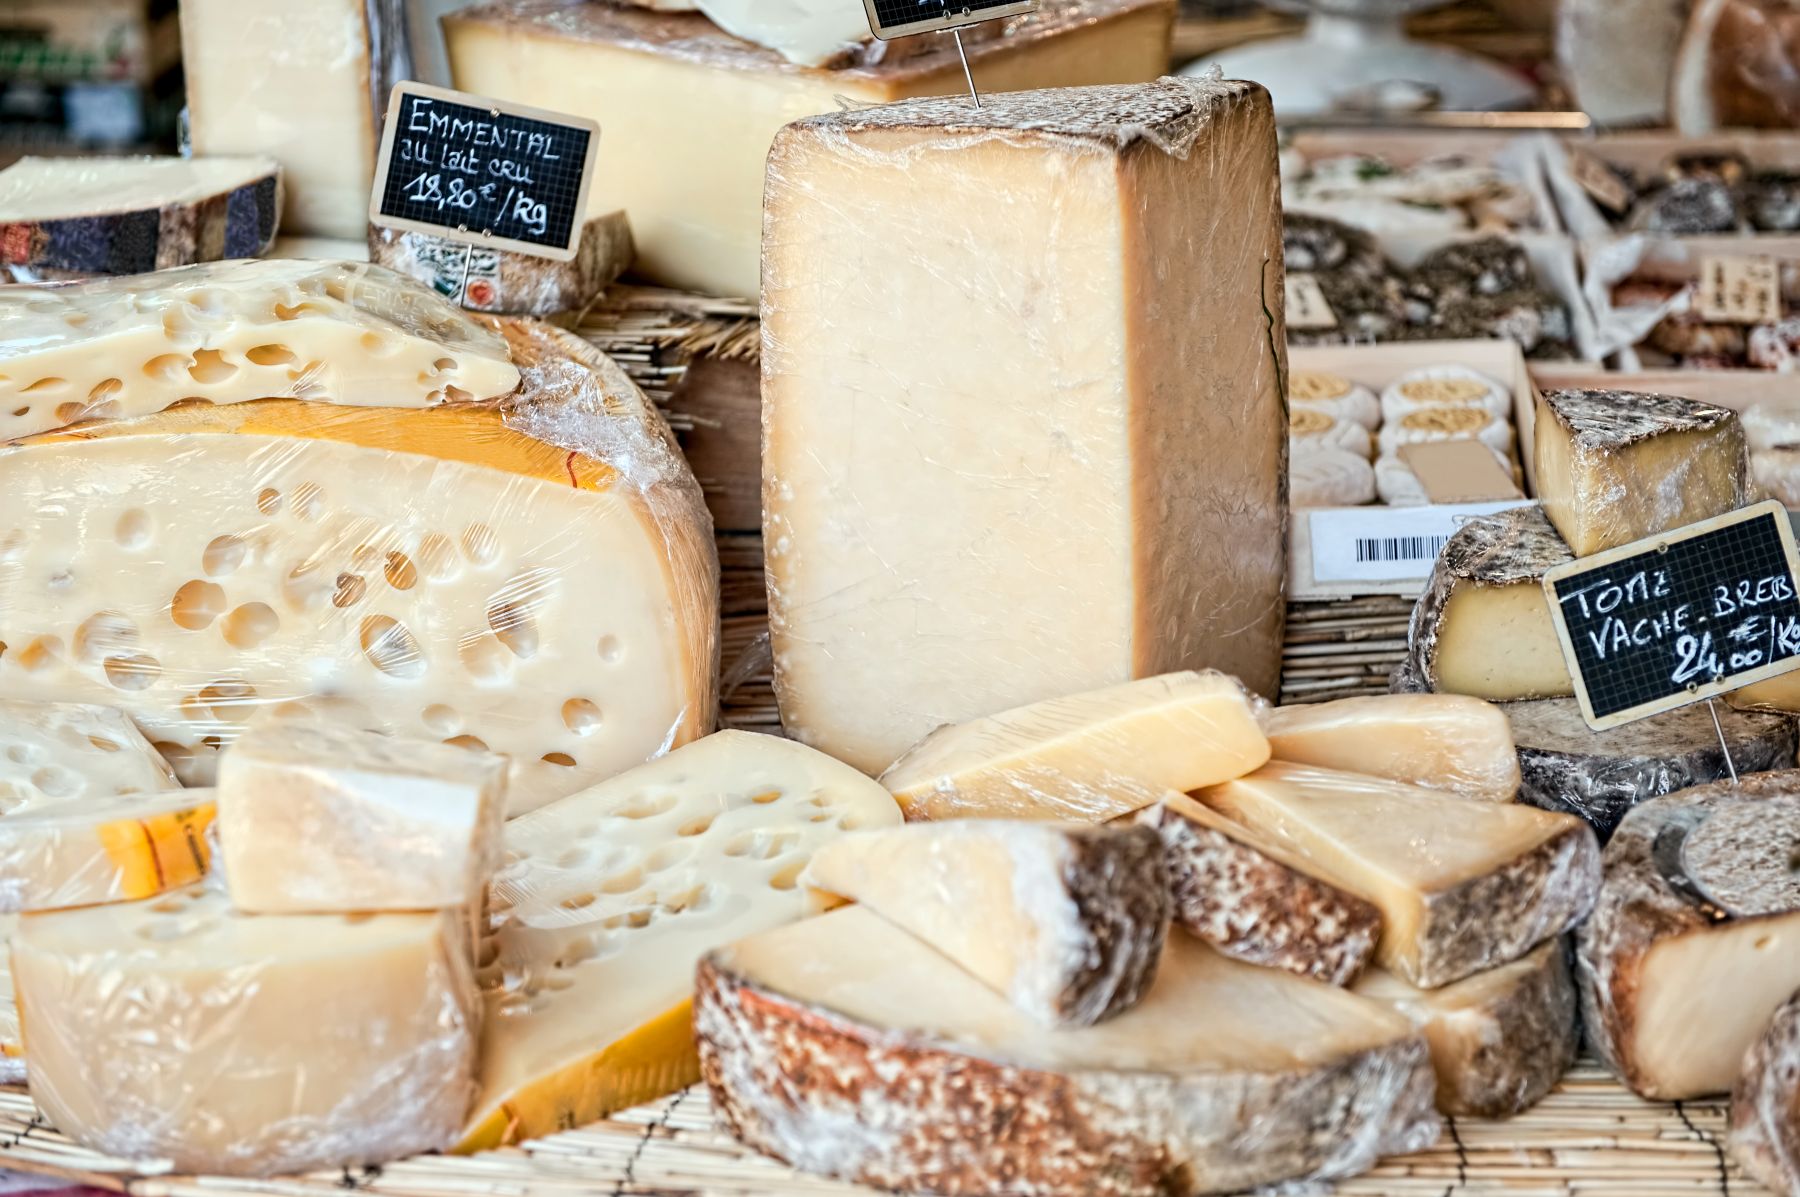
[1433,581,1574,701]
[1264,694,1521,801]
[1729,670,1800,714]
[1537,420,1744,559]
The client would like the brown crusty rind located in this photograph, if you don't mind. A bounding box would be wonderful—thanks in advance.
[1052,826,1172,1026]
[1133,799,1379,986]
[1442,942,1579,1118]
[695,956,1438,1197]
[1730,986,1800,1194]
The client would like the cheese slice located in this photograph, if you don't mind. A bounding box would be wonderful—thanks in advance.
[368,211,635,317]
[464,729,901,1151]
[1198,762,1600,988]
[698,905,1439,1195]
[0,259,521,441]
[0,156,281,278]
[1407,505,1576,701]
[1579,773,1800,1099]
[881,671,1270,824]
[1731,987,1800,1195]
[802,820,1169,1027]
[1354,940,1577,1118]
[1534,388,1747,558]
[1264,694,1521,802]
[14,887,479,1174]
[444,0,1174,297]
[0,321,717,815]
[1132,792,1380,986]
[0,788,214,914]
[218,722,506,914]
[763,80,1284,770]
[0,699,176,802]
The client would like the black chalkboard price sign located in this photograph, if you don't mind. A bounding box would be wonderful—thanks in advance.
[1542,501,1800,730]
[369,83,599,262]
[863,0,1037,40]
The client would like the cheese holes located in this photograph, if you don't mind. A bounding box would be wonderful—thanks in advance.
[644,844,692,873]
[0,530,25,561]
[20,377,65,394]
[542,752,576,768]
[74,611,138,662]
[197,682,258,723]
[170,581,226,630]
[597,635,622,663]
[421,704,460,735]
[443,734,490,753]
[360,616,425,679]
[614,793,677,820]
[417,534,457,581]
[202,535,247,577]
[599,869,641,896]
[487,601,538,659]
[57,398,121,424]
[9,407,25,418]
[17,636,61,672]
[114,509,152,550]
[461,524,499,565]
[457,632,510,683]
[103,653,160,691]
[86,735,120,753]
[187,349,237,385]
[561,699,602,736]
[724,831,798,861]
[331,573,367,608]
[554,847,592,870]
[222,603,279,649]
[560,892,596,912]
[28,766,78,799]
[768,861,805,892]
[660,885,713,915]
[290,482,323,521]
[144,354,190,383]
[273,301,331,321]
[384,552,418,591]
[255,488,282,515]
[677,813,715,838]
[88,379,122,403]
[184,289,228,315]
[245,344,295,366]
[433,357,458,374]
[359,331,400,357]
[151,741,195,774]
[750,789,783,805]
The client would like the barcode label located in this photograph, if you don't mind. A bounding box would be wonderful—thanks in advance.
[1355,535,1451,564]
[1310,502,1533,585]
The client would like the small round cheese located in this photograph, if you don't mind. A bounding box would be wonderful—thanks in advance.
[1380,366,1513,422]
[1752,447,1800,507]
[1290,406,1373,459]
[1289,371,1380,430]
[1378,405,1515,457]
[1743,398,1800,452]
[1291,448,1376,507]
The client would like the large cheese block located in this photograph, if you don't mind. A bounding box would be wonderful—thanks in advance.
[1534,389,1747,558]
[1199,763,1600,988]
[0,157,281,279]
[764,80,1287,771]
[465,730,901,1150]
[218,722,507,913]
[1264,694,1521,802]
[1407,506,1576,701]
[802,821,1169,1027]
[444,0,1174,297]
[1731,669,1800,715]
[0,788,214,914]
[1508,696,1797,839]
[1578,773,1800,1099]
[0,260,521,441]
[0,699,176,802]
[1353,940,1577,1118]
[368,211,635,316]
[0,320,717,815]
[881,672,1270,823]
[1730,986,1800,1195]
[698,905,1439,1196]
[1132,792,1380,986]
[180,0,391,238]
[15,887,479,1174]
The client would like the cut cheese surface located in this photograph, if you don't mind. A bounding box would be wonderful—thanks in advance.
[15,887,479,1175]
[0,787,213,914]
[881,671,1270,823]
[445,0,1174,297]
[698,905,1438,1196]
[802,820,1169,1027]
[1730,668,1800,714]
[0,259,520,440]
[764,80,1285,770]
[0,322,717,815]
[466,730,901,1150]
[1264,694,1521,801]
[1199,762,1599,988]
[218,722,507,914]
[0,699,176,804]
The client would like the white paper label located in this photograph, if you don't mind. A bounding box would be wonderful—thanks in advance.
[1310,502,1532,583]
[1697,255,1781,325]
[1284,274,1337,331]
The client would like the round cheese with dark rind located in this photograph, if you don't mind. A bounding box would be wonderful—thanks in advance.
[1730,987,1800,1194]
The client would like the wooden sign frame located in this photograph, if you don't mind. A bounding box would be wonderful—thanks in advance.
[861,0,1037,40]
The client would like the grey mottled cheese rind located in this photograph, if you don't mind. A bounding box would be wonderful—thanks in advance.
[1133,794,1379,986]
[1578,772,1800,1099]
[1054,825,1173,1025]
[1540,388,1739,449]
[1508,697,1798,841]
[368,212,634,316]
[1730,987,1800,1195]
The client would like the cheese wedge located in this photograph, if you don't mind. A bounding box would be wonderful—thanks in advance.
[698,905,1439,1196]
[0,259,521,441]
[15,887,479,1174]
[1731,668,1800,715]
[0,321,717,815]
[218,722,507,914]
[1264,694,1521,802]
[1731,987,1800,1195]
[0,788,213,914]
[368,211,635,317]
[1199,763,1600,988]
[0,699,176,802]
[881,671,1270,824]
[802,821,1169,1027]
[1354,940,1577,1118]
[1534,388,1747,558]
[1579,773,1800,1099]
[464,730,901,1151]
[1132,792,1379,986]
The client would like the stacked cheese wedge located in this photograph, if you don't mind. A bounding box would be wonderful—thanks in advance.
[697,673,1604,1195]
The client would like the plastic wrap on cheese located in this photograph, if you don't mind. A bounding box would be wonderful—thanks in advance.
[0,316,718,817]
[367,212,635,316]
[0,914,18,1083]
[0,788,214,914]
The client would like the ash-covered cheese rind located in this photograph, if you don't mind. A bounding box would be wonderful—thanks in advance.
[1133,792,1379,986]
[698,905,1439,1197]
[368,211,634,316]
[1534,388,1747,558]
[1508,697,1797,840]
[1730,987,1800,1195]
[1578,773,1800,1099]
[1407,506,1575,701]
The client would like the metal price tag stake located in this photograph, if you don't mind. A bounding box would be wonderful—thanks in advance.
[861,0,1039,111]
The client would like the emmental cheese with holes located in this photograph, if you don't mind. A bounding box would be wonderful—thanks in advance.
[1264,694,1521,801]
[463,730,901,1151]
[0,699,175,802]
[802,821,1169,1027]
[0,320,717,816]
[763,79,1287,773]
[698,905,1439,1197]
[0,259,521,441]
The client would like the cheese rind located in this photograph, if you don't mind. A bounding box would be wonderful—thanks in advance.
[764,79,1286,771]
[368,212,635,316]
[15,888,479,1174]
[1534,388,1747,558]
[1132,792,1380,986]
[1730,987,1800,1195]
[1199,762,1600,988]
[1354,940,1577,1118]
[218,723,507,913]
[1264,694,1521,801]
[698,906,1439,1197]
[0,699,176,803]
[0,788,214,914]
[881,671,1270,823]
[802,821,1169,1027]
[464,730,902,1150]
[0,915,18,1083]
[0,259,521,440]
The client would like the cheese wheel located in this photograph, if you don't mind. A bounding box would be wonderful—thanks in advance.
[1291,407,1374,459]
[1378,406,1515,458]
[1293,448,1377,507]
[1290,370,1380,430]
[1380,367,1512,422]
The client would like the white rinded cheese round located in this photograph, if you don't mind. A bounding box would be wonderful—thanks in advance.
[1378,405,1516,458]
[1291,448,1377,507]
[1752,447,1800,508]
[1289,370,1380,430]
[1744,399,1800,453]
[1290,407,1373,459]
[1380,366,1513,422]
